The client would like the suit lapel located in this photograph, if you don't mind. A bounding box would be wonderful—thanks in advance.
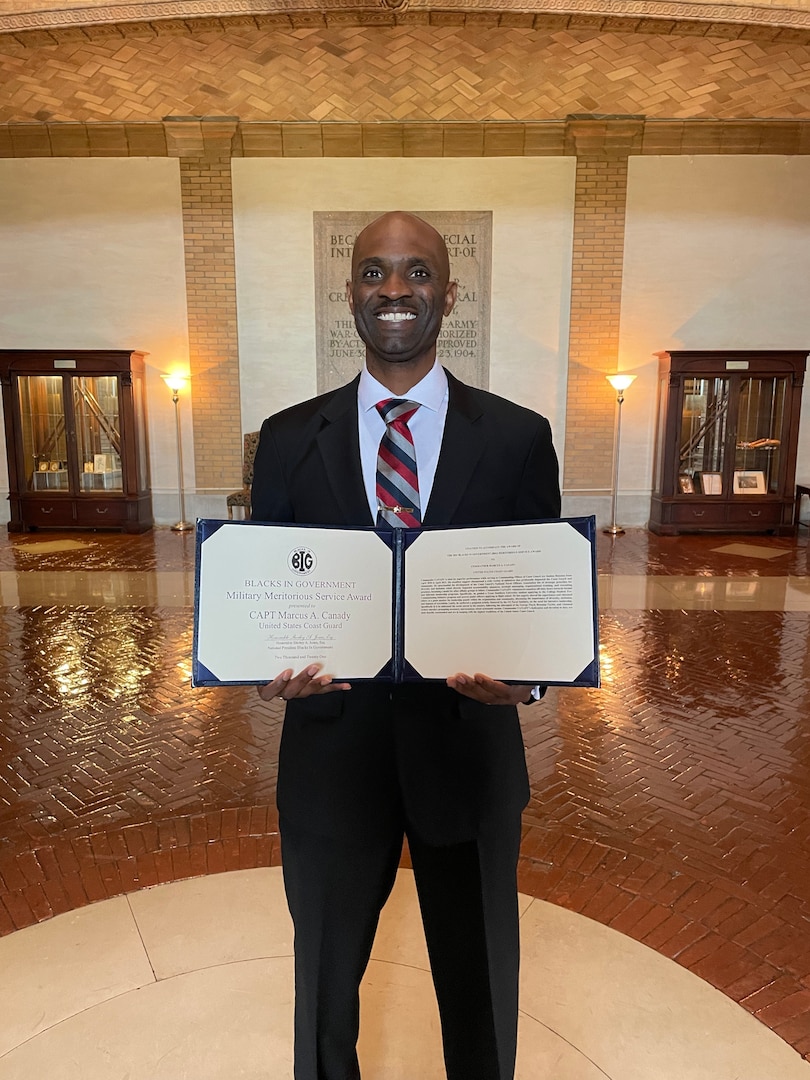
[423,372,484,527]
[316,376,375,526]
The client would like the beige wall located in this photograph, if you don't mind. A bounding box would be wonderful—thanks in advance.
[0,157,193,522]
[620,155,810,520]
[232,157,576,453]
[1,153,809,527]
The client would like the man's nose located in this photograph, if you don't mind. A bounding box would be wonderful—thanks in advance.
[379,270,412,299]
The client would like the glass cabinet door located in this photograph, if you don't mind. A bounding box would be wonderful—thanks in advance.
[73,376,123,493]
[733,376,786,495]
[650,350,805,536]
[0,349,153,534]
[678,376,730,495]
[17,375,70,492]
[676,374,789,497]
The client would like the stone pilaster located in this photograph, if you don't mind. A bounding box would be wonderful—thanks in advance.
[563,116,643,498]
[165,118,242,495]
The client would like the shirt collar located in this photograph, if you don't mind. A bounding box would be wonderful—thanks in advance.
[358,359,448,415]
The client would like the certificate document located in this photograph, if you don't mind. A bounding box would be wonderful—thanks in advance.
[192,517,599,687]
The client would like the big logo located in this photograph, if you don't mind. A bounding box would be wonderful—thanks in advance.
[288,547,316,575]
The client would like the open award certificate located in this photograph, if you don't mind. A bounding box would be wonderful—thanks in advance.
[192,517,600,687]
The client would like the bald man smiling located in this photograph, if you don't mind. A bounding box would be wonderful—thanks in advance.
[252,212,561,1080]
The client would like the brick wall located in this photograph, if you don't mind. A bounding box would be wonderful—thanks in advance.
[563,120,641,494]
[167,121,242,494]
[565,156,630,492]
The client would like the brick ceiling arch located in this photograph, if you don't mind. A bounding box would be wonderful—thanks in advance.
[1,0,810,127]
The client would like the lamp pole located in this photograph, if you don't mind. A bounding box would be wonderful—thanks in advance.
[162,375,193,532]
[604,374,636,536]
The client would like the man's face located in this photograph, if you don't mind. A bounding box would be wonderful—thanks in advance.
[347,213,457,372]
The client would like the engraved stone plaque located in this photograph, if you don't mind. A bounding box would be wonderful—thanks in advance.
[313,210,492,394]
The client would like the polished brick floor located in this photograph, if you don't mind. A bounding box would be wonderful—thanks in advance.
[0,526,809,1058]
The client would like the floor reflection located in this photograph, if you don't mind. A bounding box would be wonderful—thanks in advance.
[0,527,808,1057]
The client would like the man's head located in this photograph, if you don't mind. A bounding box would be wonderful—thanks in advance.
[347,211,457,388]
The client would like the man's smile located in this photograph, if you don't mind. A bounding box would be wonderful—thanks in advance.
[347,213,458,373]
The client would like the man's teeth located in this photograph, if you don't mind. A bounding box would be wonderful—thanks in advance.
[377,312,416,321]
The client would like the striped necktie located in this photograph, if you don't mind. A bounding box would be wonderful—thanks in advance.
[375,398,421,528]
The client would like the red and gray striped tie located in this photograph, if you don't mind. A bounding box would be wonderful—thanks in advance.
[375,398,421,528]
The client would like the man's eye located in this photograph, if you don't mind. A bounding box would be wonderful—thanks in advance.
[362,267,382,279]
[411,267,430,279]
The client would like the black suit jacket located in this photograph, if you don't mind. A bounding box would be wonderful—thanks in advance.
[252,371,561,845]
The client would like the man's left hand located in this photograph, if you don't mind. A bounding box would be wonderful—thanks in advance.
[446,673,532,706]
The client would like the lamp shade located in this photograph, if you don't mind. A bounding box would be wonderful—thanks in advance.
[162,373,189,393]
[606,373,636,392]
[163,373,192,395]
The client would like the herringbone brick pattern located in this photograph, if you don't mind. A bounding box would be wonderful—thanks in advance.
[0,527,195,571]
[1,24,810,123]
[521,608,810,1053]
[0,527,809,1055]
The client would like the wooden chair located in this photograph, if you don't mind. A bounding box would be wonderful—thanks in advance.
[226,431,260,519]
[796,482,810,529]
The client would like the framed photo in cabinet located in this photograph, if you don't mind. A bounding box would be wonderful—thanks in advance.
[733,470,766,494]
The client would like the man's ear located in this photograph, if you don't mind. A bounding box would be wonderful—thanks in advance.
[346,278,355,315]
[444,279,458,317]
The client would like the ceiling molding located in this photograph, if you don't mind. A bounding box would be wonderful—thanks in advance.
[2,0,810,40]
[2,118,810,158]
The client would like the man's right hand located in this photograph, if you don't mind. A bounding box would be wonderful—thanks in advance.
[257,664,351,702]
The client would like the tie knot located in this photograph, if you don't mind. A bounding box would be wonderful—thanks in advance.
[376,398,420,426]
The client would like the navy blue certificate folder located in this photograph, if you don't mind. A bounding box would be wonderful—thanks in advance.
[192,516,600,689]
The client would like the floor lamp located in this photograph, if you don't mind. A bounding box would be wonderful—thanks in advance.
[604,373,636,536]
[161,374,194,533]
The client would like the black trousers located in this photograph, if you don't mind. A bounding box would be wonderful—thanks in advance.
[280,815,523,1080]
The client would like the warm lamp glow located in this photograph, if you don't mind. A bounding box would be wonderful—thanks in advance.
[606,373,636,392]
[162,373,189,393]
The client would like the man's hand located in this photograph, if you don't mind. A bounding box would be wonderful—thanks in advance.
[257,664,351,702]
[446,672,533,706]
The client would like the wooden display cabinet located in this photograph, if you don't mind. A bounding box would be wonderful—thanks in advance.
[0,350,153,533]
[649,350,807,535]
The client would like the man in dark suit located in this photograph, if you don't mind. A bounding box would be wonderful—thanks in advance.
[252,211,560,1080]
